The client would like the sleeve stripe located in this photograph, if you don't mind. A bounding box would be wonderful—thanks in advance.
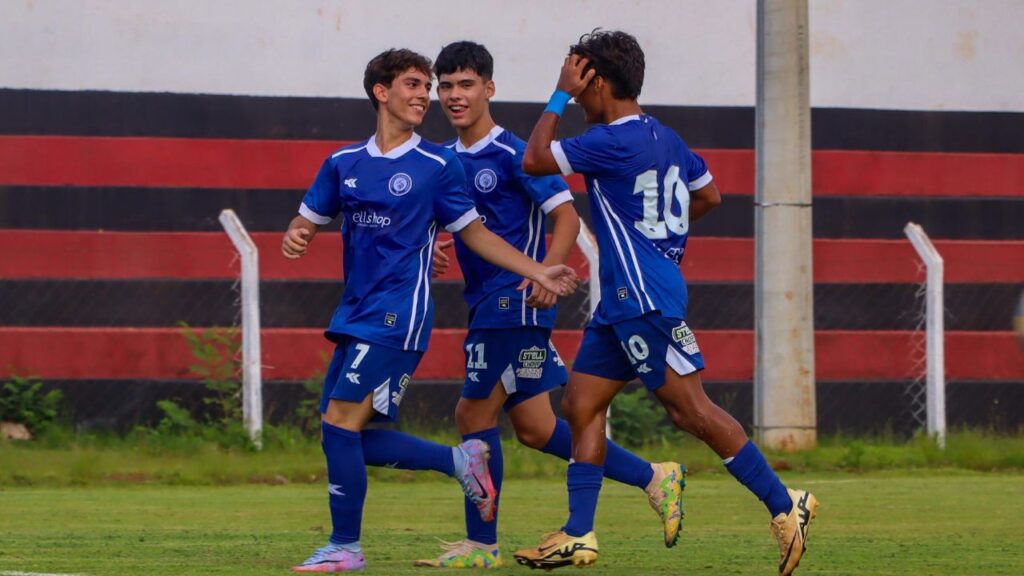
[299,203,333,225]
[539,190,574,214]
[687,170,713,191]
[445,207,480,233]
[550,141,574,176]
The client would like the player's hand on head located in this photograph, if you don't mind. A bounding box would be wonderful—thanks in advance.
[557,54,596,98]
[282,228,311,259]
[432,239,454,278]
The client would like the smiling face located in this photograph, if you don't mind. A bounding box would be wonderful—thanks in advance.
[436,68,494,130]
[374,68,432,128]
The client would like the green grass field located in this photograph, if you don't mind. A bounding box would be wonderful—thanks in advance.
[2,472,1022,575]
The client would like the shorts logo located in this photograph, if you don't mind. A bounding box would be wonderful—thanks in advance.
[384,313,397,327]
[516,346,547,379]
[474,168,498,193]
[498,296,510,310]
[637,363,652,374]
[388,172,413,196]
[549,339,565,367]
[392,374,411,406]
[672,322,701,355]
[345,372,361,384]
[617,287,629,300]
[467,372,480,383]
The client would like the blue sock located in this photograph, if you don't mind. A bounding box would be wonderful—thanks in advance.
[321,422,367,545]
[541,418,654,489]
[462,428,502,545]
[562,462,604,537]
[361,429,455,476]
[725,440,793,517]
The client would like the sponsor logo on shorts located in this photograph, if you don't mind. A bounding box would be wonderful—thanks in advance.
[392,374,411,406]
[672,322,701,355]
[517,346,547,379]
[384,312,397,326]
[388,172,413,196]
[498,296,510,310]
[617,287,629,300]
[474,168,498,193]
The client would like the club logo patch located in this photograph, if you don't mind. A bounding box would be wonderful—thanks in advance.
[388,172,413,196]
[474,168,498,193]
[498,296,510,310]
[392,374,411,406]
[517,346,547,379]
[617,287,629,300]
[672,322,701,355]
[384,313,397,327]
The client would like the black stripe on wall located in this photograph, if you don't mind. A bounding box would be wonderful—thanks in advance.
[3,89,1024,153]
[3,186,1021,240]
[1,280,1017,331]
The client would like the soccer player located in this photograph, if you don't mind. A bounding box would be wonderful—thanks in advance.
[511,31,819,575]
[281,48,578,573]
[412,40,687,569]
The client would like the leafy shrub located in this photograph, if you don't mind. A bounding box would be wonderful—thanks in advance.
[0,375,63,434]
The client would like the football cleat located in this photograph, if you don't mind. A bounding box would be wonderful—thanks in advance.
[455,439,498,522]
[292,543,366,573]
[513,530,598,570]
[413,539,501,568]
[645,461,686,547]
[771,488,819,576]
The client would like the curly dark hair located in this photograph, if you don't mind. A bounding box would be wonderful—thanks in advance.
[569,29,645,100]
[363,49,433,110]
[434,40,494,80]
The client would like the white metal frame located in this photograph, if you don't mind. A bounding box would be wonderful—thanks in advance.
[575,222,614,439]
[219,209,263,448]
[904,222,946,448]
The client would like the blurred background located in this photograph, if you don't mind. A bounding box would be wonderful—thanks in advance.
[1,0,1022,438]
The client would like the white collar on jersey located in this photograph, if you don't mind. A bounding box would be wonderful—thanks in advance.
[366,132,422,158]
[454,125,512,155]
[609,114,642,126]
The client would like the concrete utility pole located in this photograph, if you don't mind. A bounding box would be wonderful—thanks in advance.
[754,0,817,450]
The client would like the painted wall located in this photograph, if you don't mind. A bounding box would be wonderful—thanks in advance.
[2,0,1022,110]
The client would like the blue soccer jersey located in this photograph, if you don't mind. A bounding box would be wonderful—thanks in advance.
[300,133,478,351]
[550,115,712,325]
[447,126,573,330]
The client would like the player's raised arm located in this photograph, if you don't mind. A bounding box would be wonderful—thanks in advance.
[281,215,320,259]
[522,55,595,175]
[457,219,579,297]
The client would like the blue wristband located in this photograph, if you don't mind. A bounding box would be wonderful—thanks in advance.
[544,90,572,117]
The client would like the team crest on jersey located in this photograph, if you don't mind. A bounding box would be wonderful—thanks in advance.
[392,374,411,406]
[388,172,413,196]
[384,312,397,327]
[617,287,629,300]
[516,346,547,379]
[474,168,498,193]
[672,322,701,355]
[498,296,510,310]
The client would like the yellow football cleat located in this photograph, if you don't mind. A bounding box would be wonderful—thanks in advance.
[413,539,501,569]
[771,488,819,576]
[513,531,598,570]
[645,462,686,548]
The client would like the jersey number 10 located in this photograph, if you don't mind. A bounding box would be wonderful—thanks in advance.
[633,166,690,240]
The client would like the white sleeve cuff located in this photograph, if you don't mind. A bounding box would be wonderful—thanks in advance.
[539,190,573,214]
[687,170,713,191]
[445,207,480,233]
[550,141,574,176]
[299,202,333,225]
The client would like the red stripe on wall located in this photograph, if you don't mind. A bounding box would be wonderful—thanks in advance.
[2,136,1021,196]
[3,230,1020,284]
[1,327,1020,381]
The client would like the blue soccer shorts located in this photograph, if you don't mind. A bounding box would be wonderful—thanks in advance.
[572,312,705,391]
[461,327,569,411]
[320,337,423,422]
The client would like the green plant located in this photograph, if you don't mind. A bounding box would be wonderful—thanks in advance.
[608,387,675,448]
[180,323,242,424]
[0,374,63,434]
[293,352,331,434]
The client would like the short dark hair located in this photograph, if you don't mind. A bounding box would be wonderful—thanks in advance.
[363,49,433,110]
[433,41,494,80]
[569,29,644,100]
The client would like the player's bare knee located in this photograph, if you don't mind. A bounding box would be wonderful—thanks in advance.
[514,424,549,449]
